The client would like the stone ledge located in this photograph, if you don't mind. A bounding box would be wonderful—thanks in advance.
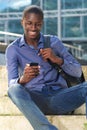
[0,116,33,130]
[0,96,22,115]
[0,96,86,130]
[52,115,87,130]
[74,103,86,115]
[0,115,86,130]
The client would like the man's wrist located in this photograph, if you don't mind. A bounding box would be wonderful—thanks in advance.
[18,76,25,84]
[54,56,64,66]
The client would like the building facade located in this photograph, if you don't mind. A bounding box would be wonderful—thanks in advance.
[0,0,87,60]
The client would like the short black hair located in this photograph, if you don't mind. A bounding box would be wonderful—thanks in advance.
[22,5,43,19]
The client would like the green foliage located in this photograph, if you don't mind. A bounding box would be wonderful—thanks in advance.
[84,123,87,130]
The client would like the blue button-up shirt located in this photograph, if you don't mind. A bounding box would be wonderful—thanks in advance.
[5,33,82,91]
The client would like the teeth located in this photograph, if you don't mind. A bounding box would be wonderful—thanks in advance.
[30,32,36,35]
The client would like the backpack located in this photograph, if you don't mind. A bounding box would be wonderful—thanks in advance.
[44,35,85,87]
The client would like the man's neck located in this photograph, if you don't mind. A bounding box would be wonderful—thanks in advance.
[24,35,40,48]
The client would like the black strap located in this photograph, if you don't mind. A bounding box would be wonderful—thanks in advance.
[44,35,71,86]
[44,35,58,68]
[44,35,50,48]
[44,35,64,78]
[43,35,85,87]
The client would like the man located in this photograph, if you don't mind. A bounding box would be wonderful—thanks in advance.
[5,5,87,130]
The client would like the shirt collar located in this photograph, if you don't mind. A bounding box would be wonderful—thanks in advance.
[19,35,26,47]
[38,33,44,43]
[19,33,44,48]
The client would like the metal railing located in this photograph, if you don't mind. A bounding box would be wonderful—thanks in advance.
[64,43,84,59]
[0,31,85,59]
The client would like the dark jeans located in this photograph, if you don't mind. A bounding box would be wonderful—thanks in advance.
[8,82,87,130]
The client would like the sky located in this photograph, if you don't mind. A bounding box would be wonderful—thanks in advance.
[0,0,32,10]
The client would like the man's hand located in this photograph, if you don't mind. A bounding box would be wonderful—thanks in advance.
[18,64,40,84]
[39,48,56,62]
[39,48,63,65]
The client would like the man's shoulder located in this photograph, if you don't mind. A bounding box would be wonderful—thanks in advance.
[6,37,23,53]
[43,34,61,45]
[8,37,23,48]
[11,37,22,46]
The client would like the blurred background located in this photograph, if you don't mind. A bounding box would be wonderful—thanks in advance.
[0,0,87,65]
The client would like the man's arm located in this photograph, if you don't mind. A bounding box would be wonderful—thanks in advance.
[39,36,82,78]
[5,45,19,85]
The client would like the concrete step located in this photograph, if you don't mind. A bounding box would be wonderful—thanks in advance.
[74,103,86,115]
[54,115,87,130]
[0,116,33,130]
[0,96,87,130]
[0,96,21,115]
[0,115,86,130]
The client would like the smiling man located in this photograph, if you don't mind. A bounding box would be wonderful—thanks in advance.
[5,5,87,130]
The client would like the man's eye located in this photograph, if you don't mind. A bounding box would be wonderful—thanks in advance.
[38,24,41,26]
[26,22,31,25]
[37,23,42,27]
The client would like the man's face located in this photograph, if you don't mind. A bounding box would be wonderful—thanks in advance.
[21,13,43,39]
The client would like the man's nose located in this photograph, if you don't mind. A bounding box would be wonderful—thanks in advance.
[31,24,37,30]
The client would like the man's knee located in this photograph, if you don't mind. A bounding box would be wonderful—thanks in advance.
[8,84,23,100]
[8,83,32,103]
[77,81,87,98]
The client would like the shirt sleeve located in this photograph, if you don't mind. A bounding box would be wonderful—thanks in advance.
[5,44,19,86]
[50,36,82,77]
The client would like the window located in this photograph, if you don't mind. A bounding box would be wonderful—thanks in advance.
[62,0,82,9]
[62,17,81,37]
[43,0,57,10]
[42,17,57,35]
[84,16,87,37]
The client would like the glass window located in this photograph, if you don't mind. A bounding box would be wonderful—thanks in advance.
[84,16,87,37]
[31,0,40,6]
[8,20,23,34]
[83,0,87,8]
[0,21,5,31]
[43,0,57,10]
[62,0,82,9]
[62,17,81,37]
[42,18,57,35]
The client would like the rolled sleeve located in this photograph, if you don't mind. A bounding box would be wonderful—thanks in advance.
[50,36,82,78]
[61,58,82,77]
[6,44,19,85]
[9,78,19,86]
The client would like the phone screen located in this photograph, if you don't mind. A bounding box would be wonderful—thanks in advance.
[30,63,38,66]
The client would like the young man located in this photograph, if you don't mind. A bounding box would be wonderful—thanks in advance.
[6,5,87,130]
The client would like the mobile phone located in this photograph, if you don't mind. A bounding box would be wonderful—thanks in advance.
[30,63,38,66]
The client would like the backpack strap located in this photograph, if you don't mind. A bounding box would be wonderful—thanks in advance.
[43,35,85,87]
[43,35,59,67]
[44,35,50,48]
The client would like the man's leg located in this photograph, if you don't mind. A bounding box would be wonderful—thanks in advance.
[49,82,87,115]
[8,84,58,130]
